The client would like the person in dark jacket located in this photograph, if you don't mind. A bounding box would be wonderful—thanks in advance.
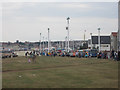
[118,51,120,61]
[111,50,115,59]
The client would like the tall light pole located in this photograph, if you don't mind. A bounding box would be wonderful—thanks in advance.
[48,28,50,53]
[98,28,101,52]
[65,36,67,51]
[39,33,41,54]
[66,17,70,52]
[90,33,92,49]
[84,30,86,44]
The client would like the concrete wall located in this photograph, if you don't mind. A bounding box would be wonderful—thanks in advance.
[15,51,31,56]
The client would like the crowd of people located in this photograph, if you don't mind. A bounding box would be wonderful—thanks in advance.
[25,50,37,63]
[97,50,120,61]
[25,50,120,63]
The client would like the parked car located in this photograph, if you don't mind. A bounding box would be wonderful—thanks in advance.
[2,50,18,59]
[2,50,12,58]
[12,52,18,57]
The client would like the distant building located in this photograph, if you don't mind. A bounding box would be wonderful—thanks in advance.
[88,36,111,51]
[111,32,117,51]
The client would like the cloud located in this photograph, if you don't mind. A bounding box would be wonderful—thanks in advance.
[0,0,119,2]
[2,2,118,42]
[59,3,90,9]
[3,2,117,19]
[2,16,117,42]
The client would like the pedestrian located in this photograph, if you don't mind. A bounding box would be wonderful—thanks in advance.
[114,52,117,61]
[78,52,81,58]
[101,52,104,59]
[32,52,36,63]
[25,52,29,58]
[28,59,31,63]
[107,52,110,59]
[85,53,88,58]
[111,50,115,60]
[53,51,56,57]
[118,51,120,61]
[104,51,107,59]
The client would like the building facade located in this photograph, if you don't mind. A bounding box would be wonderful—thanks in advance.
[88,36,111,51]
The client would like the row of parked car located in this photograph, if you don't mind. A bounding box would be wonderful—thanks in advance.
[1,50,18,59]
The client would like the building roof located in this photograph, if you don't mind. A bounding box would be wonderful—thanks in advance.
[92,36,110,44]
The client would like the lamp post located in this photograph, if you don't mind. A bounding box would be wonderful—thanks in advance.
[90,33,92,49]
[39,33,41,55]
[48,28,50,53]
[66,17,70,52]
[65,36,67,51]
[98,28,101,52]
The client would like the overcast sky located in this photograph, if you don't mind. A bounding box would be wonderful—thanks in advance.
[2,2,118,42]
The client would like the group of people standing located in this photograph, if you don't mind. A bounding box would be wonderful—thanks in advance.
[111,50,120,61]
[25,50,37,63]
[97,50,120,61]
[24,50,120,62]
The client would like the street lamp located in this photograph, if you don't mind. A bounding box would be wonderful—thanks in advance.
[40,33,41,54]
[65,36,67,51]
[66,17,70,52]
[48,28,50,53]
[98,28,101,52]
[90,33,92,49]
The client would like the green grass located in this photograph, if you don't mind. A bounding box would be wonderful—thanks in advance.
[2,56,118,88]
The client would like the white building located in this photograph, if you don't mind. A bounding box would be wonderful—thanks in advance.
[88,36,111,52]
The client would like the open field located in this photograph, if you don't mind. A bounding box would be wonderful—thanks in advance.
[2,56,118,88]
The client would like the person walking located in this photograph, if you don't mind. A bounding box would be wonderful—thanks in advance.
[118,51,120,61]
[111,50,115,60]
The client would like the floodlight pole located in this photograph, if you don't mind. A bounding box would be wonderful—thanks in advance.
[98,28,101,52]
[48,28,50,53]
[65,36,67,51]
[39,33,41,54]
[66,17,70,52]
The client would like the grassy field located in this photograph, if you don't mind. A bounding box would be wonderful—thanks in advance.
[2,56,118,88]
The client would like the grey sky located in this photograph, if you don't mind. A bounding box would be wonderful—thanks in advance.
[2,2,118,42]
